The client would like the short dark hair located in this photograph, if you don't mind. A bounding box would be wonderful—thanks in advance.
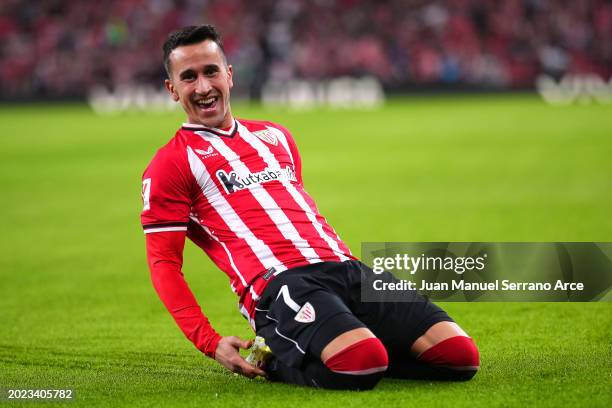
[162,25,226,78]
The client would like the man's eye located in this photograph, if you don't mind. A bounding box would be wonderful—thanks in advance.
[205,69,218,76]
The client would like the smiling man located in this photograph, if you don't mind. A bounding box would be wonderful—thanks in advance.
[162,33,233,129]
[141,25,479,389]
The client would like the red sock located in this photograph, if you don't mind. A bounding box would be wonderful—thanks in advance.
[325,337,389,375]
[418,336,479,369]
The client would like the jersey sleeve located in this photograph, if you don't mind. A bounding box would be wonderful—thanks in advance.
[267,122,303,185]
[146,231,222,358]
[141,148,192,234]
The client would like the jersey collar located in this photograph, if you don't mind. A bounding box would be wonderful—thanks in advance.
[181,119,237,138]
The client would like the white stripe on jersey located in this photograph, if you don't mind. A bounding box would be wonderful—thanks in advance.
[186,146,287,285]
[269,126,295,167]
[239,304,256,330]
[189,215,261,301]
[268,125,352,256]
[239,123,350,261]
[206,137,323,265]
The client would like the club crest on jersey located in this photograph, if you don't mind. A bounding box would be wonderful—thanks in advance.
[195,146,218,158]
[253,129,278,146]
[294,302,316,323]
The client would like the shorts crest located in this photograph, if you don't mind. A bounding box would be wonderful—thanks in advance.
[294,302,316,323]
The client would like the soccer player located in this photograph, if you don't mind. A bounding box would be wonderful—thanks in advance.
[141,25,479,390]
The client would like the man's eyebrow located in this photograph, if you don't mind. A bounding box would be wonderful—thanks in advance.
[179,65,220,78]
[179,68,195,79]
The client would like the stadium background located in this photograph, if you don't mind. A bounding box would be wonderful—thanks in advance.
[1,0,610,407]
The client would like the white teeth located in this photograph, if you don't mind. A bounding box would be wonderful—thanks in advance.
[196,97,217,107]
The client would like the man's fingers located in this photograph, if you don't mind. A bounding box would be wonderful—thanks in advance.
[245,363,266,377]
[236,339,252,350]
[234,359,265,378]
[226,336,251,350]
[252,366,266,377]
[236,338,251,349]
[217,336,265,379]
[230,354,265,378]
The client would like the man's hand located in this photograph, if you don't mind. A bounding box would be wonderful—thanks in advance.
[214,336,266,378]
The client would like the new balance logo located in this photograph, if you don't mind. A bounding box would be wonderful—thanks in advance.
[294,302,316,323]
[195,146,217,158]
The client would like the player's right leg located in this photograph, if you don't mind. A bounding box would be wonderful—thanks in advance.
[318,326,388,387]
[253,263,388,390]
[263,323,388,390]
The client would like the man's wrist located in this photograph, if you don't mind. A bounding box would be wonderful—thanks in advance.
[203,333,223,359]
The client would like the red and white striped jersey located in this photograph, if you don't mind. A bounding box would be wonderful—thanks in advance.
[141,119,354,324]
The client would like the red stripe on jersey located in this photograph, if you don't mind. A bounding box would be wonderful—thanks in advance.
[209,185,310,268]
[261,183,346,262]
[186,218,265,295]
[211,134,338,263]
[236,122,350,262]
[186,197,283,292]
[300,189,353,256]
[204,128,321,264]
[186,145,287,273]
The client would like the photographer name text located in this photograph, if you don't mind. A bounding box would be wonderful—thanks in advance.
[373,279,584,292]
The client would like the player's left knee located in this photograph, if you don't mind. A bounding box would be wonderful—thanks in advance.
[418,336,480,381]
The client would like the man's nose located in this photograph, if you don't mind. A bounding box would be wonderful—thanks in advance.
[195,75,213,94]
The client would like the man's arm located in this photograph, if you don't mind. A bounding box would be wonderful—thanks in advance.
[145,231,265,378]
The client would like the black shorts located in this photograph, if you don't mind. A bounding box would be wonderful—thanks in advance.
[254,260,453,368]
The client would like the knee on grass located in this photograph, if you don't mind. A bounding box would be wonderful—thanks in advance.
[417,336,480,381]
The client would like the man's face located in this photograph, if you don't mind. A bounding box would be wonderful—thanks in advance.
[165,40,233,128]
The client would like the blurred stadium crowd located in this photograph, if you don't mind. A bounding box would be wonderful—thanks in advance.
[1,0,610,99]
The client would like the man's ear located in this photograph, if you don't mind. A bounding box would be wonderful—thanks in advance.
[165,79,180,102]
[227,64,234,89]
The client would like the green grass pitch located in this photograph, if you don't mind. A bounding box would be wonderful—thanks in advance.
[1,94,611,407]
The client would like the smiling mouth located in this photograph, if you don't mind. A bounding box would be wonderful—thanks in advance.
[195,96,219,111]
